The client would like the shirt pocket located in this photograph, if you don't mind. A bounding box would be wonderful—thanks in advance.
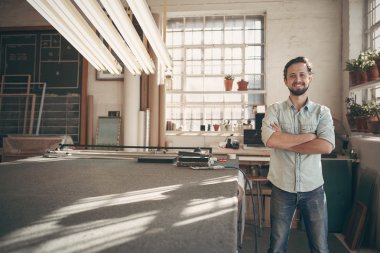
[299,123,317,134]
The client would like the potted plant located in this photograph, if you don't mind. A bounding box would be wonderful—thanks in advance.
[224,74,234,91]
[367,102,380,134]
[345,97,359,131]
[360,50,380,81]
[356,103,371,132]
[237,78,249,91]
[345,59,360,86]
[345,97,370,132]
[357,52,377,83]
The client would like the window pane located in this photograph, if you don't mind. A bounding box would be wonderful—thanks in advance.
[376,4,380,23]
[224,93,242,102]
[167,94,182,103]
[205,17,223,44]
[225,16,244,30]
[173,61,182,75]
[204,107,223,123]
[186,49,202,75]
[169,48,183,60]
[246,74,263,89]
[185,94,203,102]
[171,75,182,89]
[185,17,203,45]
[204,77,223,91]
[167,18,183,46]
[204,48,222,74]
[186,77,204,91]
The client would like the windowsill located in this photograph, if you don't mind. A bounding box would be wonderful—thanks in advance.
[350,132,380,138]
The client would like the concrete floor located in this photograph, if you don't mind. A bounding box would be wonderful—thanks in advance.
[238,225,377,253]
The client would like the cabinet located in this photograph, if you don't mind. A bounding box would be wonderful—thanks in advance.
[322,159,353,233]
[238,155,353,232]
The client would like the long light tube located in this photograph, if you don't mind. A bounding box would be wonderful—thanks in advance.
[74,0,142,75]
[45,0,122,75]
[126,0,172,70]
[27,0,122,75]
[100,0,155,74]
[26,0,106,72]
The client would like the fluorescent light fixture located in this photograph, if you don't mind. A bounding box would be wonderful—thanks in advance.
[100,0,155,74]
[27,0,104,72]
[28,0,172,77]
[126,0,173,70]
[74,0,142,75]
[45,0,122,74]
[27,0,122,75]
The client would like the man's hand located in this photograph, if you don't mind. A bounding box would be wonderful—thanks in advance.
[271,123,282,132]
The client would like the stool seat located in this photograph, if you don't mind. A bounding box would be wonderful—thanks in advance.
[249,176,269,182]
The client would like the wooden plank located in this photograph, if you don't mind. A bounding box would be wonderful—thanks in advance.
[344,201,367,250]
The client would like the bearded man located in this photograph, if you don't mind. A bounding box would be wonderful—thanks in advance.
[261,56,335,253]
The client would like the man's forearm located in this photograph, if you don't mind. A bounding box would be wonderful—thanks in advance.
[266,132,316,149]
[288,138,333,154]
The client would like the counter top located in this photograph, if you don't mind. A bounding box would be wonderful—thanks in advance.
[212,147,271,156]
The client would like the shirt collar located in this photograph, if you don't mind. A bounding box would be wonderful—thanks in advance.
[286,97,313,111]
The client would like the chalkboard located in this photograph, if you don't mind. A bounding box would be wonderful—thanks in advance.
[0,30,82,144]
[0,31,81,91]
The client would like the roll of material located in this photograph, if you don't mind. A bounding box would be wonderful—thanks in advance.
[228,154,236,160]
[137,111,145,150]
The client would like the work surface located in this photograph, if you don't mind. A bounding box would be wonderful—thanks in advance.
[0,157,240,253]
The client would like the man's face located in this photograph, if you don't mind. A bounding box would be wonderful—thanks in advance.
[284,62,312,96]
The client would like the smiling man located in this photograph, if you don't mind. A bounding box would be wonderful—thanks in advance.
[261,57,335,253]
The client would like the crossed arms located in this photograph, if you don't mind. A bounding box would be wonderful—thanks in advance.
[265,123,333,155]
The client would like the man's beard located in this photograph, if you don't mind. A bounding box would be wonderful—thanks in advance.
[288,83,309,96]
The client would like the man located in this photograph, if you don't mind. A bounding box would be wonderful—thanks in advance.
[261,56,335,253]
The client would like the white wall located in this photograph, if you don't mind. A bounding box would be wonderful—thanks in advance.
[87,66,124,138]
[148,0,344,119]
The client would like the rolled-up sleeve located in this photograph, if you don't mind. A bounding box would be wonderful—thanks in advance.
[261,104,278,146]
[317,106,335,149]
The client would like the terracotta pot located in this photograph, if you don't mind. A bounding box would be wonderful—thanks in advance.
[224,79,234,91]
[357,71,368,84]
[237,79,249,91]
[346,113,356,131]
[349,72,358,86]
[213,124,220,131]
[355,116,369,132]
[367,120,380,134]
[354,71,362,85]
[367,65,379,81]
[376,59,380,74]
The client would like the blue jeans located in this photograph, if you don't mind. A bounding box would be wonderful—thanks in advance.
[267,185,329,253]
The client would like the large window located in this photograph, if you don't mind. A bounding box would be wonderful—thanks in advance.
[165,15,265,131]
[366,0,380,100]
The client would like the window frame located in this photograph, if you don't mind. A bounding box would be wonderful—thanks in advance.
[165,15,265,132]
[366,0,380,102]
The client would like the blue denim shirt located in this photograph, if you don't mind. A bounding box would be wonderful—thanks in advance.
[261,98,335,193]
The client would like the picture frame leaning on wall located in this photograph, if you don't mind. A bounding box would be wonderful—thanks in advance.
[96,68,124,81]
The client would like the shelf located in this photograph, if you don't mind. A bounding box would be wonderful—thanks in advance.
[349,79,380,92]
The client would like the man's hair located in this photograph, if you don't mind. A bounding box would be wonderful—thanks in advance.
[283,56,313,80]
